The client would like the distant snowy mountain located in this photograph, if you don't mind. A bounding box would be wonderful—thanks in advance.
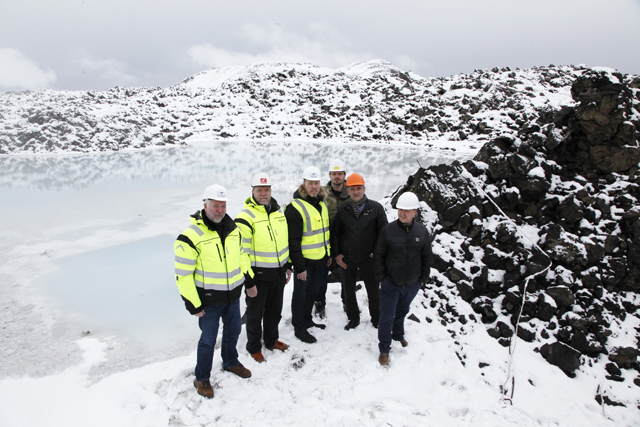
[0,59,621,154]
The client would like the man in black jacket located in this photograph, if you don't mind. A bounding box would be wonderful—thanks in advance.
[331,173,387,330]
[373,192,432,366]
[285,166,332,344]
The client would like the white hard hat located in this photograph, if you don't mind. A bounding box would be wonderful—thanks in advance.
[302,166,322,181]
[251,172,272,187]
[328,159,346,173]
[202,184,229,201]
[396,192,420,209]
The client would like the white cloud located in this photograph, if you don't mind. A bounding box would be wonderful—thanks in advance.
[391,54,431,75]
[72,52,138,87]
[0,48,56,90]
[187,23,375,70]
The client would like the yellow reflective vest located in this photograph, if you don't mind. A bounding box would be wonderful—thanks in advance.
[174,211,252,313]
[289,198,331,261]
[235,197,290,271]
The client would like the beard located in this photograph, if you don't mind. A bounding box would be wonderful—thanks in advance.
[205,211,224,223]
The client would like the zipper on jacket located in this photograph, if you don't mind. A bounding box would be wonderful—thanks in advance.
[268,216,282,268]
[221,238,231,301]
[216,244,223,262]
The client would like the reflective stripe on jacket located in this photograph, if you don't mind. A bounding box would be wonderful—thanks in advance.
[289,198,331,261]
[174,211,252,313]
[235,197,290,270]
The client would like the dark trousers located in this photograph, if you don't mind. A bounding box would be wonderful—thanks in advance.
[291,264,328,333]
[245,276,286,354]
[316,266,342,304]
[342,256,380,326]
[378,279,421,353]
[195,300,241,381]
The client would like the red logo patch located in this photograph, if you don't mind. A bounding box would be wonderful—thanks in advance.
[260,178,267,183]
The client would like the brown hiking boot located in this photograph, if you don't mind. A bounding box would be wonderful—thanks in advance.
[267,340,290,352]
[223,363,252,378]
[401,339,408,347]
[193,379,214,399]
[379,353,389,366]
[251,351,265,363]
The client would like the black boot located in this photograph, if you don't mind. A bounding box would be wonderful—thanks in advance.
[295,330,317,343]
[314,301,326,319]
[344,319,360,330]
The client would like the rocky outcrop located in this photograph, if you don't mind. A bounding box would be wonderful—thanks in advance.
[391,69,640,405]
[1,62,585,154]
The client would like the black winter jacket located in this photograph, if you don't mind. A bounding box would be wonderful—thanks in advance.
[373,219,432,286]
[331,199,388,264]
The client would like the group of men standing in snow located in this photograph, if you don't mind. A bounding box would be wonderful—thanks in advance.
[174,160,433,399]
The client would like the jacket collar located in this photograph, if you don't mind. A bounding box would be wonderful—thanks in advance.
[396,218,414,232]
[245,196,281,212]
[324,181,349,199]
[191,210,236,233]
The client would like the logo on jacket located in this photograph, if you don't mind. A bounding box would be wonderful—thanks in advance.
[416,237,420,242]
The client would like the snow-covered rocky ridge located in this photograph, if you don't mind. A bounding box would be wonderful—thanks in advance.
[0,60,622,154]
[386,69,640,411]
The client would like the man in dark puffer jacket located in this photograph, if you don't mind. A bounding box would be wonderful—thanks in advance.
[373,192,432,366]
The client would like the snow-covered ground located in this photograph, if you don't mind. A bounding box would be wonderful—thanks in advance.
[0,140,634,426]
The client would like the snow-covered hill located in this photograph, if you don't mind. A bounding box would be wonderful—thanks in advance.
[0,60,609,154]
[1,61,640,426]
[387,68,640,417]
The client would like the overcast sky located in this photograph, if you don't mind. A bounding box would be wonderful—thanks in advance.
[1,0,639,91]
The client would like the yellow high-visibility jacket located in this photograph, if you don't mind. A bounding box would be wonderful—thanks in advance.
[235,197,290,281]
[174,211,253,314]
[288,198,330,262]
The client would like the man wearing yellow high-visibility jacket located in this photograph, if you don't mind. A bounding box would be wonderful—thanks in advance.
[284,166,332,344]
[235,172,292,364]
[174,184,255,399]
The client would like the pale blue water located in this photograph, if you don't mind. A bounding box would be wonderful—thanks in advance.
[42,235,181,342]
[1,140,472,344]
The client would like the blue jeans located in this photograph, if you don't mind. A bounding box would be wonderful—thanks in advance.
[291,264,328,333]
[378,279,421,353]
[195,300,241,381]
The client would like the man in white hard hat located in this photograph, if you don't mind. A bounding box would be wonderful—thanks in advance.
[285,166,332,343]
[174,184,255,399]
[315,158,350,318]
[235,172,291,363]
[373,191,432,366]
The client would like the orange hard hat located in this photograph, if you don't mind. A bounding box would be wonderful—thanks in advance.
[346,173,365,187]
